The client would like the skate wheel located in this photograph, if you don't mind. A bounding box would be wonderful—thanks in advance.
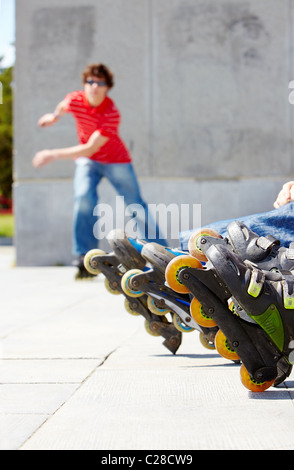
[83,249,106,275]
[144,319,160,336]
[188,228,222,262]
[172,313,195,333]
[104,278,121,295]
[190,297,217,327]
[199,332,216,350]
[215,329,240,361]
[165,255,202,294]
[147,296,170,315]
[121,269,144,297]
[124,298,141,316]
[240,364,275,392]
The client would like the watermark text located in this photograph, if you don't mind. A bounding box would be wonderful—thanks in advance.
[93,196,201,241]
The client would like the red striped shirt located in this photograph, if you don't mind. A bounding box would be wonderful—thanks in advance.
[63,90,132,164]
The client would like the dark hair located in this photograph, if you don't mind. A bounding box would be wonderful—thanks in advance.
[81,63,114,88]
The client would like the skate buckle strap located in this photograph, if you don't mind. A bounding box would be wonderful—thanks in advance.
[117,263,127,274]
[282,276,294,309]
[247,267,265,298]
[256,235,279,251]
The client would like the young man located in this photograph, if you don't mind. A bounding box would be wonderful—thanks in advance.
[33,63,166,277]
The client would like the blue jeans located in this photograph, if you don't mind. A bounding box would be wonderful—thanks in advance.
[179,202,294,251]
[73,158,166,256]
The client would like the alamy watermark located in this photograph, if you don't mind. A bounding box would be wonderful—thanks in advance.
[92,196,201,241]
[289,80,294,105]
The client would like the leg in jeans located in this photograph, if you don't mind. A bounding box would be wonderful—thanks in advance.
[179,202,294,251]
[73,158,102,256]
[104,163,167,245]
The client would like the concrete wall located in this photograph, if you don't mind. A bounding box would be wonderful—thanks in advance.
[14,0,294,265]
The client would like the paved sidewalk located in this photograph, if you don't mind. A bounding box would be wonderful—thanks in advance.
[1,246,294,450]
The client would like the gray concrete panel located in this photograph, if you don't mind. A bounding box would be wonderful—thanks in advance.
[13,180,74,266]
[151,0,293,177]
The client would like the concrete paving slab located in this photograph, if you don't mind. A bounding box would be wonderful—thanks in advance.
[1,246,294,450]
[0,415,48,451]
[19,328,294,451]
[0,383,78,414]
[0,358,103,383]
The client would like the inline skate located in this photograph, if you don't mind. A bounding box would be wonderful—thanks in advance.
[83,229,182,354]
[120,241,217,350]
[188,219,294,271]
[165,222,294,391]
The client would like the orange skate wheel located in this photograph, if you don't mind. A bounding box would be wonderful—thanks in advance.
[165,255,202,294]
[190,297,217,327]
[188,228,222,262]
[215,329,240,361]
[240,363,275,393]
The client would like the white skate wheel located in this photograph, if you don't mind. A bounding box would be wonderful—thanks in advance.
[289,90,294,105]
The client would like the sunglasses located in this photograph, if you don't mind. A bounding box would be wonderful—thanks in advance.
[85,79,107,87]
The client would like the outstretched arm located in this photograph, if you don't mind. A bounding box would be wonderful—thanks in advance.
[37,100,67,127]
[32,130,109,167]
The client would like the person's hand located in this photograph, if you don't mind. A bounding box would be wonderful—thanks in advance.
[38,113,58,127]
[32,149,57,168]
[273,181,294,208]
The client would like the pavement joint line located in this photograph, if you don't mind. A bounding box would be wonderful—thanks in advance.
[18,348,118,449]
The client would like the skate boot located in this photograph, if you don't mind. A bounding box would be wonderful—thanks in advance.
[186,220,294,384]
[121,242,217,350]
[83,229,182,354]
[74,256,97,280]
[168,241,294,392]
[188,220,294,272]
